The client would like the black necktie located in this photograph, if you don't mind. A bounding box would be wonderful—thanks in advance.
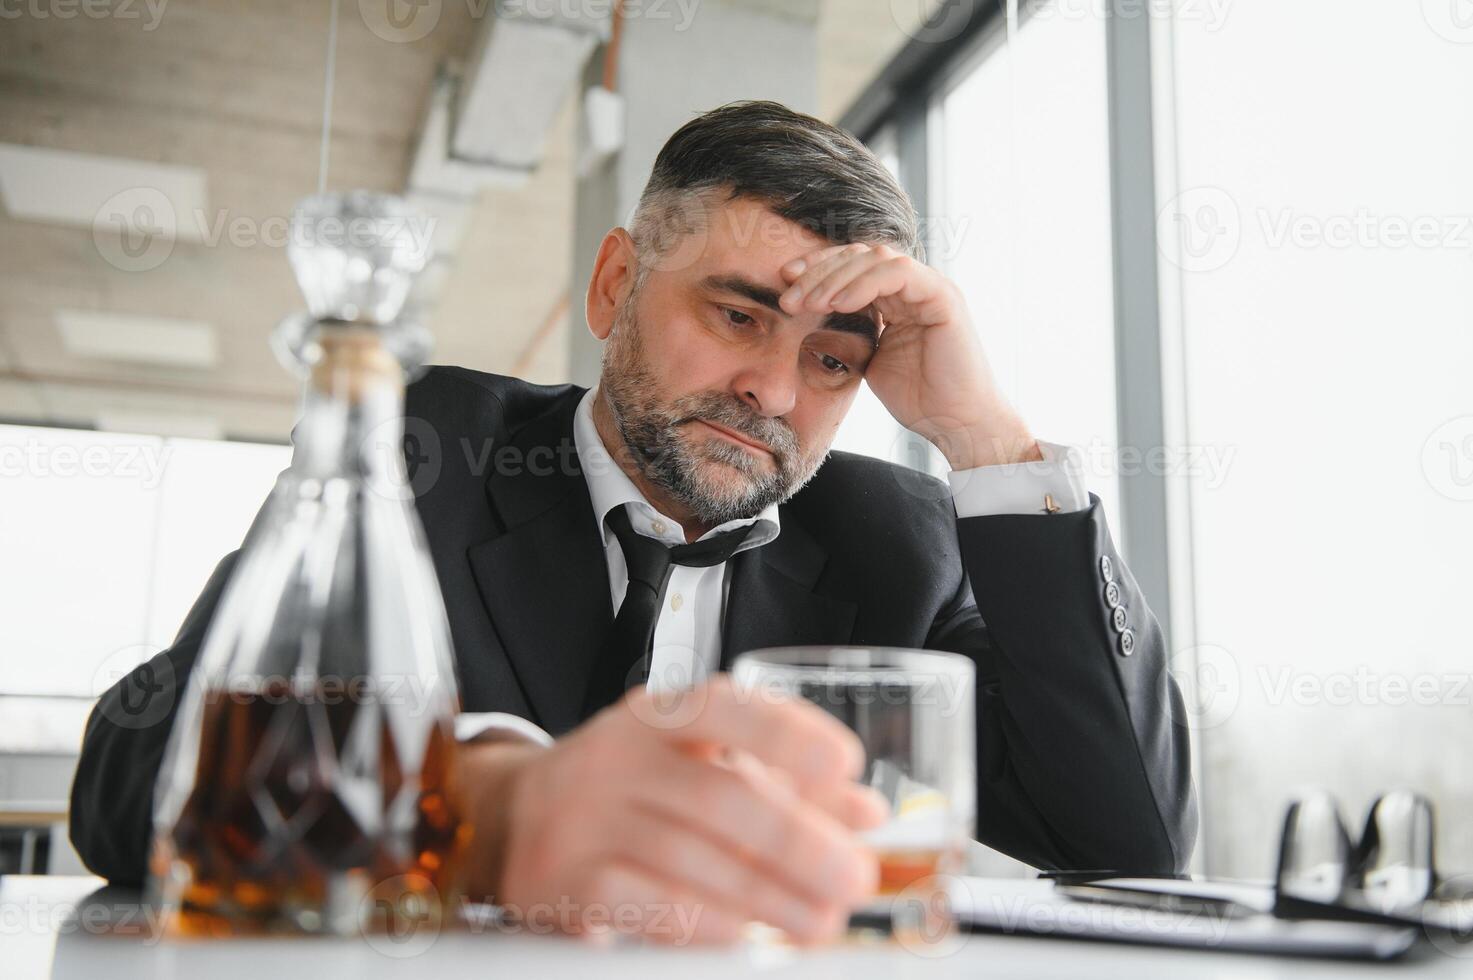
[580,505,757,717]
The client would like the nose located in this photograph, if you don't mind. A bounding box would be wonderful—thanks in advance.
[730,344,799,418]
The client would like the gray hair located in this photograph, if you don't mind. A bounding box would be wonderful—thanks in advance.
[628,100,922,284]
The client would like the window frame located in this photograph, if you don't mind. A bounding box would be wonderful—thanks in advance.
[840,0,1177,651]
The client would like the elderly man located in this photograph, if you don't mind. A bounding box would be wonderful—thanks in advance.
[72,100,1195,945]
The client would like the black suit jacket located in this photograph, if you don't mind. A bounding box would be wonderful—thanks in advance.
[70,366,1197,885]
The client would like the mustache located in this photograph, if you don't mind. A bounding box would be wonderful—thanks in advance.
[669,394,798,458]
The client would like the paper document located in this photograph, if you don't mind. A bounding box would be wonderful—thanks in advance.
[949,877,1417,960]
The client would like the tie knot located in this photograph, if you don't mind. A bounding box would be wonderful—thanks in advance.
[605,505,755,589]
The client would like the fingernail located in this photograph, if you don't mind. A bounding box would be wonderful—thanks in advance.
[799,904,846,944]
[774,894,821,940]
[785,259,807,275]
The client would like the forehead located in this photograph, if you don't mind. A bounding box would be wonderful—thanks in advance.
[673,196,880,346]
[697,196,834,270]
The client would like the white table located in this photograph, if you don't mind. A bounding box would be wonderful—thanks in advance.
[4,875,1469,979]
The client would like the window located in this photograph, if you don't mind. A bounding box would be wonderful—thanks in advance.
[932,4,1121,529]
[840,5,1123,513]
[843,0,1123,876]
[849,0,1473,877]
[830,124,914,466]
[1159,3,1473,876]
[0,425,287,749]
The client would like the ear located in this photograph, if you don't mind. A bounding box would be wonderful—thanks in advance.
[585,228,639,342]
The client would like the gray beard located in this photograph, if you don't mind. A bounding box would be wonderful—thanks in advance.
[599,299,827,527]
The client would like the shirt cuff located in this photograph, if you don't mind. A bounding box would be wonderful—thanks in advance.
[454,712,555,748]
[947,440,1089,518]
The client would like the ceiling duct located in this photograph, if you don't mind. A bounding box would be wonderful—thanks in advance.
[406,2,611,303]
[410,2,611,197]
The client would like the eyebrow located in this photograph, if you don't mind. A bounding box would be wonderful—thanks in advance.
[701,273,879,346]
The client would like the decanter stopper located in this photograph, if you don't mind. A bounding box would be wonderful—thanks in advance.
[274,192,435,377]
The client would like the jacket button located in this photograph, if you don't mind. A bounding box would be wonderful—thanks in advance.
[1104,580,1122,608]
[1111,605,1129,633]
[1119,628,1136,656]
[1100,555,1114,582]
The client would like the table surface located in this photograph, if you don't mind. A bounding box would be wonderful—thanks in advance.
[4,875,1470,979]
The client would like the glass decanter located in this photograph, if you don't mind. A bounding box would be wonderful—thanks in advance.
[148,192,469,936]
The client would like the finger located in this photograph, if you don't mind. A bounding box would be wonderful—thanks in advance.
[780,243,874,313]
[717,746,884,830]
[701,744,798,796]
[631,740,879,908]
[807,780,891,832]
[799,248,899,313]
[575,859,748,945]
[629,675,865,786]
[609,805,844,944]
[779,243,851,283]
[823,255,919,315]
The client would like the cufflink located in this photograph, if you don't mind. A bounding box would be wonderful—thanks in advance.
[1042,493,1061,514]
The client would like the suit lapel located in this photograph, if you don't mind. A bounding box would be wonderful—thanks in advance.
[720,514,858,669]
[467,389,859,727]
[467,390,612,736]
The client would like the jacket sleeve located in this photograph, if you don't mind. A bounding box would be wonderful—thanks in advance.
[926,494,1198,875]
[68,551,241,886]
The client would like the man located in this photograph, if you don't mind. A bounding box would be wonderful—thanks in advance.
[72,101,1195,944]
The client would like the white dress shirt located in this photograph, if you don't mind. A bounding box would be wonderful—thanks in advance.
[571,387,781,694]
[456,387,1090,747]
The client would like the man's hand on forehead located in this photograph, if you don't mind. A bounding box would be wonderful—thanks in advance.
[700,271,879,348]
[775,241,1041,471]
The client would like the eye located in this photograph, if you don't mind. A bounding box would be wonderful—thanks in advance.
[720,306,756,328]
[816,352,850,375]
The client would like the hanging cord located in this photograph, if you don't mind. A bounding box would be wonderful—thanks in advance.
[1003,0,1021,407]
[601,0,625,91]
[316,0,341,196]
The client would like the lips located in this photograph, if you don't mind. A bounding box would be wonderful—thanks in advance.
[693,418,774,457]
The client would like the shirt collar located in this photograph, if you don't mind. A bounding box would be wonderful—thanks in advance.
[573,387,780,552]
